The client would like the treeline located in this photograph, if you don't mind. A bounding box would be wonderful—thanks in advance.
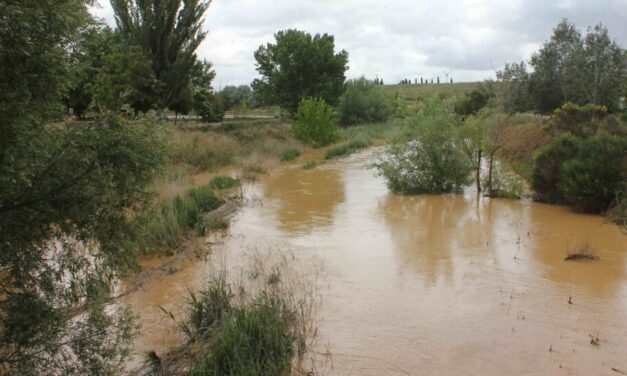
[65,0,224,121]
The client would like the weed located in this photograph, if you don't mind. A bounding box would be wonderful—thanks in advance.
[208,175,240,190]
[280,147,301,162]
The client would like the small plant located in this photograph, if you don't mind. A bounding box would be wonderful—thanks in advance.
[302,161,317,170]
[208,175,240,190]
[564,241,600,261]
[280,147,301,162]
[292,98,339,147]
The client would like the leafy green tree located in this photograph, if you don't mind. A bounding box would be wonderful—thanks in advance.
[292,98,339,147]
[529,19,584,113]
[65,25,116,118]
[92,45,160,115]
[191,60,224,122]
[339,77,391,126]
[111,0,210,110]
[376,97,471,194]
[496,61,532,114]
[221,85,255,110]
[532,133,581,203]
[0,1,165,373]
[252,29,349,114]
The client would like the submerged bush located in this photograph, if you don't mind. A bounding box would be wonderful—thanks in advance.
[292,98,339,147]
[208,175,240,190]
[338,77,391,126]
[532,132,626,213]
[375,101,471,194]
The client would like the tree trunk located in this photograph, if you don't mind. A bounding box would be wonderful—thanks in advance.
[487,152,495,196]
[476,149,482,193]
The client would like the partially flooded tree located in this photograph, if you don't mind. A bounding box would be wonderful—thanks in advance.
[0,1,165,373]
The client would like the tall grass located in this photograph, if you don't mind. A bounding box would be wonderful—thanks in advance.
[325,137,372,159]
[149,251,321,375]
[135,183,224,254]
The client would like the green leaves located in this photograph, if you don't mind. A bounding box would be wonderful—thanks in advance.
[252,29,349,114]
[292,98,340,147]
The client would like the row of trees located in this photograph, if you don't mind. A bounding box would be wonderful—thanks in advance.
[65,0,223,121]
[497,20,627,114]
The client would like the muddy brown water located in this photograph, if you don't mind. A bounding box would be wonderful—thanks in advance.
[122,148,627,375]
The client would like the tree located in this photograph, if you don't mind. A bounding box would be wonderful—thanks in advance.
[252,29,349,114]
[111,0,210,110]
[338,77,391,126]
[191,59,224,122]
[65,25,116,118]
[0,1,165,373]
[221,85,255,110]
[292,98,339,147]
[92,45,160,115]
[496,61,532,114]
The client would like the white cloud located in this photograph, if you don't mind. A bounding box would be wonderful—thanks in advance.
[91,0,627,87]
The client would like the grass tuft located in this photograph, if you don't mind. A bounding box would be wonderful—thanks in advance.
[564,241,600,261]
[280,147,301,162]
[208,175,240,190]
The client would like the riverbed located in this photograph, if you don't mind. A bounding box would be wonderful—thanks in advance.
[123,148,627,375]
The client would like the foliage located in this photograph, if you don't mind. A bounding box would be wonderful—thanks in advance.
[0,1,168,373]
[252,29,349,114]
[280,148,301,162]
[111,0,210,109]
[292,98,340,147]
[606,195,626,229]
[528,20,627,113]
[550,102,608,136]
[532,132,626,213]
[496,61,532,114]
[375,97,471,194]
[221,85,255,110]
[191,60,224,122]
[532,133,580,203]
[92,45,160,114]
[338,77,391,126]
[454,90,490,117]
[558,133,626,212]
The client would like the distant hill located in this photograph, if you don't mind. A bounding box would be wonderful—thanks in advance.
[381,81,483,100]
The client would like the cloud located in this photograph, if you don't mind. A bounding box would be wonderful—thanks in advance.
[91,0,627,87]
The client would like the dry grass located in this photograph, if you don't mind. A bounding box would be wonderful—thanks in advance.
[564,241,600,261]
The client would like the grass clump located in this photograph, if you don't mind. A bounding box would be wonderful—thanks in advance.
[280,147,301,162]
[135,184,223,254]
[150,251,320,376]
[564,241,600,261]
[208,175,240,190]
[325,137,372,159]
[301,161,317,170]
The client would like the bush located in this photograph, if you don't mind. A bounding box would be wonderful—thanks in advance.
[532,132,626,213]
[558,133,626,212]
[280,148,301,162]
[532,134,580,203]
[338,77,391,126]
[292,98,339,147]
[375,102,471,194]
[454,90,489,116]
[550,102,608,136]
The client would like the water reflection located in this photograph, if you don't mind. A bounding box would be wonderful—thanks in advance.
[263,165,345,235]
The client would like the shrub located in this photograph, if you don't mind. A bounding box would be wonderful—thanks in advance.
[454,90,489,116]
[292,98,339,147]
[338,77,391,126]
[375,104,471,194]
[550,102,608,136]
[558,133,626,212]
[532,134,580,203]
[280,147,301,162]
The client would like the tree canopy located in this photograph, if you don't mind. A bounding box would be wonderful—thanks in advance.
[252,29,349,114]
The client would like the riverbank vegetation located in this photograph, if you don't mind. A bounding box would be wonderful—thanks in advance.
[2,0,626,373]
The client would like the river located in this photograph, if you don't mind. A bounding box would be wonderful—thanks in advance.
[122,148,627,375]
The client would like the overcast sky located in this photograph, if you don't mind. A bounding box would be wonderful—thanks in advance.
[91,0,627,88]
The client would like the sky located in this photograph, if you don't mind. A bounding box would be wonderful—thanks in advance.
[91,0,627,88]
